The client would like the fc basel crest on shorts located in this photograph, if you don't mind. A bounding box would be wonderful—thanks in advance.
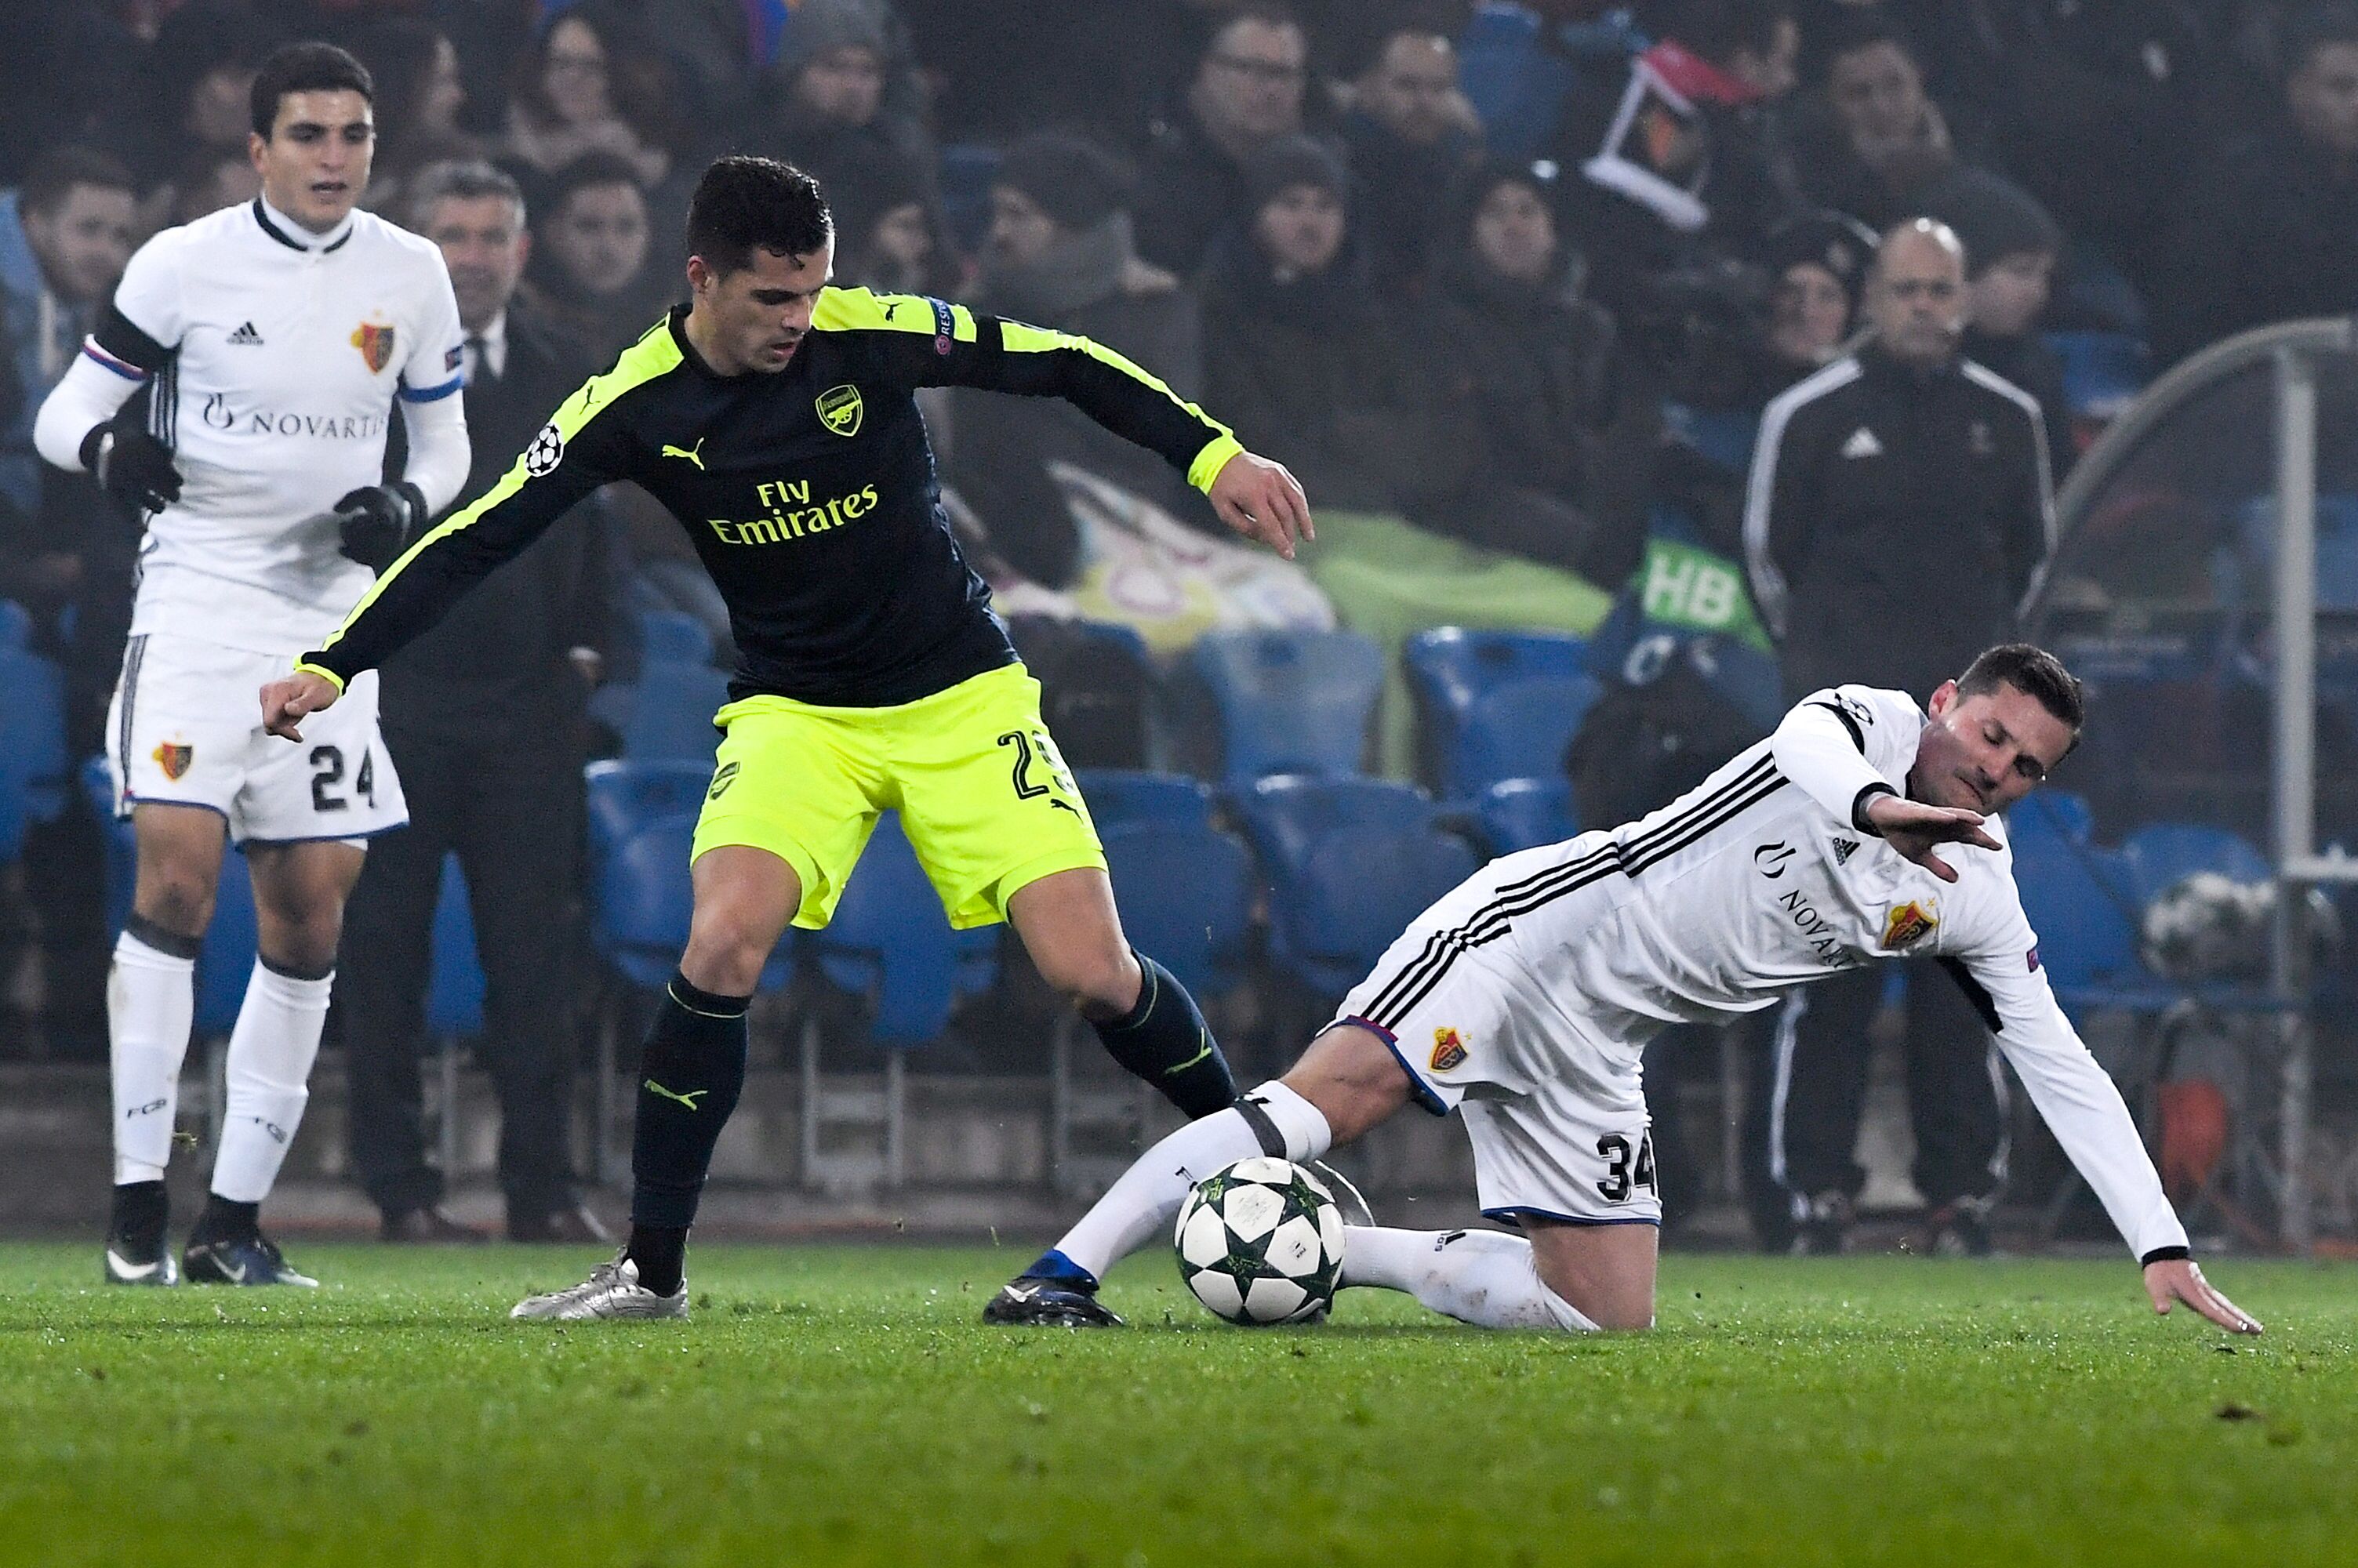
[1430,1027,1469,1073]
[153,741,193,781]
[1881,900,1938,950]
[351,319,397,373]
[817,383,863,437]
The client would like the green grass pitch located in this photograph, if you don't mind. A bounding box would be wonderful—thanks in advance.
[0,1241,2351,1566]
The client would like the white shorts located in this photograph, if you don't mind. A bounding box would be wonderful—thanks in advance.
[1331,841,1661,1229]
[105,632,408,845]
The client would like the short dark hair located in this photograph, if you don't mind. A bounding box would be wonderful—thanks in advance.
[2287,3,2358,78]
[544,151,645,217]
[1957,644,2085,733]
[20,145,135,220]
[249,41,374,139]
[685,156,832,277]
[409,160,527,230]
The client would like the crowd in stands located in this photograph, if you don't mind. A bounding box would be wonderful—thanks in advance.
[2,0,2356,1080]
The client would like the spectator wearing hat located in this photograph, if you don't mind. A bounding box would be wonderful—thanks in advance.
[758,0,934,194]
[2151,3,2358,365]
[1342,25,1485,286]
[1197,135,1478,519]
[948,132,1208,585]
[1135,5,1317,277]
[1756,210,1874,390]
[1421,158,1626,575]
[1922,167,2071,474]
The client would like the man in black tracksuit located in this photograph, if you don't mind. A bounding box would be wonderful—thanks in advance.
[1741,217,2055,1254]
[336,164,623,1243]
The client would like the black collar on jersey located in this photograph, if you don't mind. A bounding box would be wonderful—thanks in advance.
[252,198,354,254]
[665,303,761,382]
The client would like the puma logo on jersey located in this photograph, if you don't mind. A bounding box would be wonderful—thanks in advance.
[1840,426,1883,459]
[662,437,707,469]
[227,321,263,345]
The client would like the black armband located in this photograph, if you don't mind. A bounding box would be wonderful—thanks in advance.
[2140,1245,2192,1265]
[93,302,173,376]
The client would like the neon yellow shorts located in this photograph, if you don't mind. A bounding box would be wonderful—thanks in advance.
[691,662,1106,930]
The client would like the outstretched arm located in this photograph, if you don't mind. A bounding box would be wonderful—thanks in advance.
[819,288,1313,557]
[1949,949,2258,1335]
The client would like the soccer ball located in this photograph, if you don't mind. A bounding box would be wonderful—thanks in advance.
[1173,1157,1346,1325]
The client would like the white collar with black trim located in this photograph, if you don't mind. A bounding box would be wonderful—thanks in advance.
[253,196,355,254]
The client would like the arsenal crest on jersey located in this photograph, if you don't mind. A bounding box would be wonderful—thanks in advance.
[351,319,397,373]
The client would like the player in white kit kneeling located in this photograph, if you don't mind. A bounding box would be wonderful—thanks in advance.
[33,44,468,1286]
[986,645,2262,1336]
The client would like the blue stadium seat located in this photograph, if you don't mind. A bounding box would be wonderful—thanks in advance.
[811,811,993,1046]
[591,812,790,994]
[83,757,258,1036]
[1455,674,1601,797]
[1477,776,1579,855]
[584,759,714,860]
[2118,822,2272,904]
[1191,628,1383,782]
[1098,821,1255,996]
[1232,775,1478,997]
[426,853,485,1037]
[0,604,68,859]
[1074,768,1215,833]
[638,609,714,666]
[2043,330,2152,428]
[1279,825,1482,998]
[2007,789,2095,845]
[620,660,732,761]
[1403,628,1589,796]
[2010,831,2170,1013]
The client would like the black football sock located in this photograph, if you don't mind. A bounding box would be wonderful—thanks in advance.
[111,1180,169,1252]
[1091,950,1237,1119]
[188,1195,260,1247]
[623,1225,689,1298]
[627,972,750,1286]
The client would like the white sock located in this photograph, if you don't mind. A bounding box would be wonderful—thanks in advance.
[1339,1225,1601,1331]
[209,960,333,1204]
[1052,1081,1333,1282]
[110,931,197,1185]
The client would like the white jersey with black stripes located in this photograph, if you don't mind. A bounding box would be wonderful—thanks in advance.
[1337,684,2188,1260]
[33,197,467,654]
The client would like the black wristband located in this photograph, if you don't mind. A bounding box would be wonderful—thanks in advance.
[2140,1245,2192,1265]
[1851,782,1897,834]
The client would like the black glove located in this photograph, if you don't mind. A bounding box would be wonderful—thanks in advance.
[334,482,429,570]
[79,424,181,512]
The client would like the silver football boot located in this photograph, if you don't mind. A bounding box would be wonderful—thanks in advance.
[509,1252,689,1321]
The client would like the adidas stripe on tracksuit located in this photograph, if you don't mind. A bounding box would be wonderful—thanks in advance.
[1330,684,2190,1264]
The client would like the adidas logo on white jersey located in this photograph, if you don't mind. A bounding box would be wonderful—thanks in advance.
[227,321,263,345]
[1832,837,1860,865]
[1840,426,1882,459]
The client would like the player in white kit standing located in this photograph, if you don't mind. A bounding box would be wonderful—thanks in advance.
[986,645,2262,1338]
[34,43,469,1286]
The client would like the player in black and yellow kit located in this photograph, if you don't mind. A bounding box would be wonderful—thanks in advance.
[261,158,1313,1320]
